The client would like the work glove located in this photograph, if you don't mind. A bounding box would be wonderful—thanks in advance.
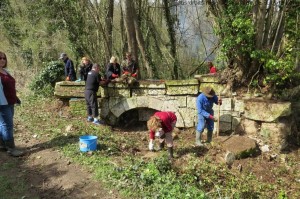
[112,73,119,78]
[123,71,130,75]
[148,139,154,151]
[155,128,165,138]
[65,76,70,81]
[131,73,137,77]
[209,115,218,122]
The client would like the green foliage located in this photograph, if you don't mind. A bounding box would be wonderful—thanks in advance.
[29,61,64,96]
[216,1,254,59]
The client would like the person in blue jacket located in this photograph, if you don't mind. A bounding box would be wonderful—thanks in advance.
[59,53,76,81]
[196,86,222,146]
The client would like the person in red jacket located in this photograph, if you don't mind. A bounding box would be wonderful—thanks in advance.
[208,61,217,74]
[0,51,23,157]
[147,111,177,159]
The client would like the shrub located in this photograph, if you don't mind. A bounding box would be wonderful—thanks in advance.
[29,61,64,96]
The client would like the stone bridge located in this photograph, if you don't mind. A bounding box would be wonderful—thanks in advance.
[54,75,300,151]
[54,76,228,128]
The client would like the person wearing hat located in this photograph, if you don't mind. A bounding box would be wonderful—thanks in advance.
[59,53,76,81]
[195,86,222,146]
[147,111,177,160]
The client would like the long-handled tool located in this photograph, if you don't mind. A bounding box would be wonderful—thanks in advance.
[217,92,221,137]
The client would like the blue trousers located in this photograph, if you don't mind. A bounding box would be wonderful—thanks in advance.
[0,105,14,141]
[196,114,214,133]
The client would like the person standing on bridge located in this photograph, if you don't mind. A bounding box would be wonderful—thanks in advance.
[147,111,177,160]
[195,86,222,146]
[85,63,104,125]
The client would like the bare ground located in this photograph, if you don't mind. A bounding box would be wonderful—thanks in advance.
[0,129,120,199]
[1,105,300,198]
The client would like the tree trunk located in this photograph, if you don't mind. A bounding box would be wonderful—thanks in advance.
[163,0,179,79]
[105,0,114,58]
[122,0,138,64]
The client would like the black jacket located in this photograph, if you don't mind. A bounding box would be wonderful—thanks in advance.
[85,70,101,92]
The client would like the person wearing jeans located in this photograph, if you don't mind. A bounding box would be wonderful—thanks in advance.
[196,86,222,146]
[0,51,23,157]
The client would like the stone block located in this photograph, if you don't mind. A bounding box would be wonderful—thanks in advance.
[218,121,232,133]
[122,98,138,111]
[131,80,166,96]
[194,74,219,83]
[148,97,165,111]
[235,118,259,136]
[99,98,110,118]
[136,96,150,108]
[54,81,102,98]
[260,119,292,150]
[244,100,291,122]
[222,136,257,159]
[218,111,232,123]
[232,116,241,130]
[110,101,126,117]
[177,107,197,128]
[165,79,199,95]
[199,83,228,96]
[233,98,245,113]
[187,96,196,108]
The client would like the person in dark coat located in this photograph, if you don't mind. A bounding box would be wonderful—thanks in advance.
[78,56,93,81]
[121,52,139,78]
[106,56,121,80]
[59,53,76,81]
[85,63,104,125]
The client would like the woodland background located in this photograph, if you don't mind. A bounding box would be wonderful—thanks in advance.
[0,0,299,93]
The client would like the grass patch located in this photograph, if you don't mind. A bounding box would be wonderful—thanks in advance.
[14,94,299,199]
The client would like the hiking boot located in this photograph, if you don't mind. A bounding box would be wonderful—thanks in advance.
[158,141,165,151]
[87,116,93,122]
[0,138,6,151]
[93,119,104,125]
[7,148,24,157]
[168,147,174,159]
[5,140,24,157]
[207,131,213,143]
[195,131,203,146]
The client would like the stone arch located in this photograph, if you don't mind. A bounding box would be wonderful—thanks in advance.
[108,96,184,127]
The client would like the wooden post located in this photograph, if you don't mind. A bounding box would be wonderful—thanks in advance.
[217,93,221,137]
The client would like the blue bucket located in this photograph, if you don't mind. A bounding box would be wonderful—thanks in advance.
[79,135,98,152]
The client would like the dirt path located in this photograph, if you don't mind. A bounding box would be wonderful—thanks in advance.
[0,131,120,199]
